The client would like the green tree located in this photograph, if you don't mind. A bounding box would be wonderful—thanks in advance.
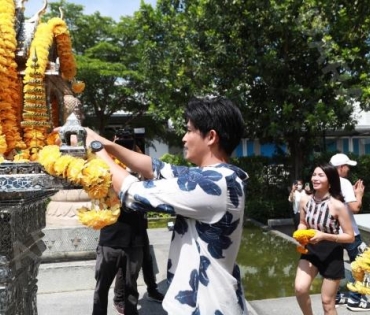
[135,0,370,179]
[135,1,217,130]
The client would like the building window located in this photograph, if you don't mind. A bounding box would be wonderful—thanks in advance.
[353,138,360,155]
[342,138,349,153]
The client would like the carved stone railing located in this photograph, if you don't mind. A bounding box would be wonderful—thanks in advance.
[0,162,78,315]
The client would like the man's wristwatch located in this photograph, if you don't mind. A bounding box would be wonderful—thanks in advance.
[90,140,104,152]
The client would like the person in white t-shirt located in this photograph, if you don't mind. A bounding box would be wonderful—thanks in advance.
[330,153,369,312]
[288,179,305,229]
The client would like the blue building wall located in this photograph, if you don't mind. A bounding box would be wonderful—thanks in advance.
[234,136,370,158]
[353,138,359,155]
[342,138,349,153]
[247,140,254,156]
[260,144,276,156]
[235,140,287,157]
[234,142,243,157]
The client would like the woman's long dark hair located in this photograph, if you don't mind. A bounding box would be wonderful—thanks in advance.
[315,163,344,202]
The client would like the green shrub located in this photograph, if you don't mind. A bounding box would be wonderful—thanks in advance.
[147,211,173,219]
[160,153,192,166]
[245,200,273,224]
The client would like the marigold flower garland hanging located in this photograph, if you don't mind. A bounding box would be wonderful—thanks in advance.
[347,246,370,295]
[0,0,26,157]
[51,17,77,81]
[293,229,316,254]
[0,4,81,162]
[22,17,77,149]
[37,145,121,229]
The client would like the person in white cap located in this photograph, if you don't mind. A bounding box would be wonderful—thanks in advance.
[329,153,369,311]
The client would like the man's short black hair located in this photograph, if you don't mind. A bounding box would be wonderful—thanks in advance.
[184,96,245,155]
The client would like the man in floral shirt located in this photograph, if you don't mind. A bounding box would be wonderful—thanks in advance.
[86,96,249,315]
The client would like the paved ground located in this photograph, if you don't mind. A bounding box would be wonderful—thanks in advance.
[38,290,367,315]
[37,228,171,314]
[38,284,168,315]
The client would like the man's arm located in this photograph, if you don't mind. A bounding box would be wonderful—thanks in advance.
[85,127,154,180]
[288,184,296,202]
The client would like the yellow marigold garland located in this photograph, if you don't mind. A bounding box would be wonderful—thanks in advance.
[37,145,121,229]
[0,4,81,161]
[21,17,78,150]
[49,17,77,81]
[0,0,26,156]
[293,229,316,254]
[347,247,370,294]
[22,22,54,147]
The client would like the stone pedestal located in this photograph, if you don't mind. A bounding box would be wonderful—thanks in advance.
[46,189,91,227]
[0,193,50,315]
[43,189,96,263]
[0,162,77,315]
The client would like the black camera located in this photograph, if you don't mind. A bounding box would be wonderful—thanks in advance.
[115,128,135,150]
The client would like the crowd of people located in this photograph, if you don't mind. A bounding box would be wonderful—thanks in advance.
[57,96,368,315]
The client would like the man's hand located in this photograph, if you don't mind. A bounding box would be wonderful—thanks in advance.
[84,127,105,147]
[354,179,365,198]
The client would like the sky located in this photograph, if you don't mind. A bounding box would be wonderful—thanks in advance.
[24,0,157,20]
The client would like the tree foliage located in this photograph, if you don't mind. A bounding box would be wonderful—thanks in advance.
[40,0,370,177]
[135,0,370,178]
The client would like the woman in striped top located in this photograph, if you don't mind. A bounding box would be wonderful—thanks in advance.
[294,163,354,315]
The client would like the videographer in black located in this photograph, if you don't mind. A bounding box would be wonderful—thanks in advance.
[114,128,137,152]
[92,127,164,315]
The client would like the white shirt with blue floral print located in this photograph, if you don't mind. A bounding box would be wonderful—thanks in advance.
[119,158,249,315]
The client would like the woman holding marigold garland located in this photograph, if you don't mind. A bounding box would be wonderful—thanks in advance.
[294,163,354,315]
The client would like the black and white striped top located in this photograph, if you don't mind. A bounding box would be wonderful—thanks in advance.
[305,195,340,234]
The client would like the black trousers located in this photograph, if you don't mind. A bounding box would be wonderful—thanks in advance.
[114,229,158,302]
[142,229,158,292]
[292,212,300,230]
[92,245,143,315]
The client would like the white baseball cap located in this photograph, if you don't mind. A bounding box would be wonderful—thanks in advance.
[330,153,357,166]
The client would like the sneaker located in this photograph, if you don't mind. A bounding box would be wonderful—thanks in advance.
[335,294,348,308]
[147,290,164,303]
[347,299,370,312]
[113,301,125,315]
